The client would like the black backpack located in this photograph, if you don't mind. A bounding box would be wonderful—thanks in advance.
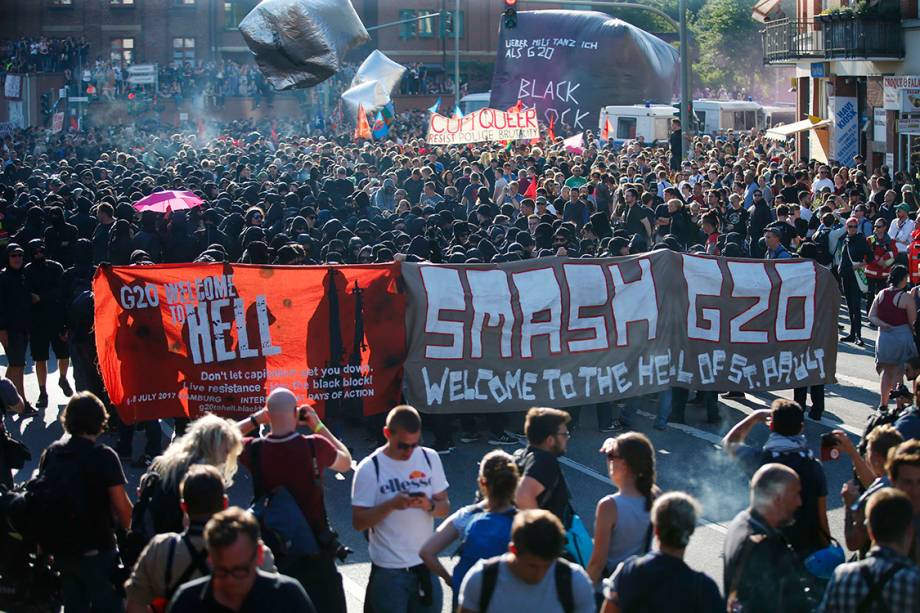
[122,470,183,569]
[20,443,94,555]
[813,228,833,266]
[478,557,574,613]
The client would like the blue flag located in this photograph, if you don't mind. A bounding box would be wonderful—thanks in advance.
[428,97,441,114]
[453,104,463,118]
[372,111,389,139]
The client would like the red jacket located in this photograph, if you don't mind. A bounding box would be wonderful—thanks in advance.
[866,234,897,279]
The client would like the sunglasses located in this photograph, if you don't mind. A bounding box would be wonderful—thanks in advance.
[847,224,857,229]
[396,440,420,451]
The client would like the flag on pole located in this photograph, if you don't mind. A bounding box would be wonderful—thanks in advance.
[564,132,584,153]
[381,101,396,126]
[453,104,463,118]
[372,111,389,139]
[355,103,371,140]
[523,177,538,199]
[601,116,611,142]
[271,120,279,145]
[427,97,441,114]
[548,116,556,142]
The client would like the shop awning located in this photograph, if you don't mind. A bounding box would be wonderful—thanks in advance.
[764,116,832,140]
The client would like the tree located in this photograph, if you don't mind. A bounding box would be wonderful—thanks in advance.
[691,0,764,94]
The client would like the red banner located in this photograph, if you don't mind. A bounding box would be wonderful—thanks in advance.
[93,263,406,424]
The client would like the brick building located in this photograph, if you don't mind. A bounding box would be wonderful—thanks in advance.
[0,1,551,71]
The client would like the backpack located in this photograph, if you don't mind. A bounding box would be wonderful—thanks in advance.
[149,531,211,613]
[123,469,183,570]
[364,448,433,540]
[478,557,574,613]
[20,443,94,555]
[858,405,909,455]
[247,438,322,568]
[813,227,833,266]
[452,506,516,594]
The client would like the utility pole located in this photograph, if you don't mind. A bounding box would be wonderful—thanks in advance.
[679,0,691,158]
[454,0,460,109]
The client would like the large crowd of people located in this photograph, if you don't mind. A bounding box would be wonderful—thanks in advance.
[2,92,920,613]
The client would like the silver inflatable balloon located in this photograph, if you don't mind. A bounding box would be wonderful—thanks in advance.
[239,0,369,90]
[352,50,406,98]
[341,80,387,116]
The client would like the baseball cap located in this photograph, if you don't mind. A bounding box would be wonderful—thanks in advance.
[896,203,911,213]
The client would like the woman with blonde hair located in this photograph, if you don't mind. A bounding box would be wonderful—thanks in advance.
[420,449,519,610]
[137,413,243,535]
[586,432,658,584]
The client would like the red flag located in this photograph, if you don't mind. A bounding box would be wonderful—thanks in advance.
[523,177,538,199]
[69,116,79,131]
[507,100,523,113]
[548,116,556,142]
[271,120,278,145]
[601,116,611,141]
[355,103,371,140]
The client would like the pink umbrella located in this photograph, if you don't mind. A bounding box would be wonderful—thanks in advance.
[133,190,203,214]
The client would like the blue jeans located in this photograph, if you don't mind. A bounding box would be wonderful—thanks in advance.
[56,549,123,613]
[365,565,443,613]
[655,389,673,428]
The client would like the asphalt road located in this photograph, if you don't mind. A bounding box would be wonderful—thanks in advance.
[2,311,884,612]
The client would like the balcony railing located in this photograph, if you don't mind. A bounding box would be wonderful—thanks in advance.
[762,17,904,63]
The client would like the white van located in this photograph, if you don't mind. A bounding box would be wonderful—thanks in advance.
[692,99,765,133]
[599,105,676,147]
[459,92,491,115]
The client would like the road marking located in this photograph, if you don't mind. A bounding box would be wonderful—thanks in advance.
[342,572,366,604]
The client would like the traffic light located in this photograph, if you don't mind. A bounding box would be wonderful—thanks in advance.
[442,10,453,35]
[504,0,517,29]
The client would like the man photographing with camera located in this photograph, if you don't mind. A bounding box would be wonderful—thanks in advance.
[237,387,352,612]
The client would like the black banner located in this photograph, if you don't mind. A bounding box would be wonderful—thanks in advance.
[490,10,679,132]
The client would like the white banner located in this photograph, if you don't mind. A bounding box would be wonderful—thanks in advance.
[426,108,539,145]
[4,74,22,99]
[51,112,64,134]
[884,75,920,110]
[874,108,887,143]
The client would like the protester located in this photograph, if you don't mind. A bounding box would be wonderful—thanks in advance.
[514,407,573,523]
[39,392,133,613]
[0,243,34,413]
[419,450,519,610]
[601,492,723,613]
[818,488,920,612]
[885,440,920,563]
[837,217,871,346]
[237,389,352,612]
[0,374,25,488]
[723,463,814,612]
[868,265,918,407]
[166,506,315,613]
[586,433,658,584]
[124,465,277,613]
[458,509,595,613]
[352,404,450,613]
[722,399,831,557]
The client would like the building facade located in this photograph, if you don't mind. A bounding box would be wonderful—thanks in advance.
[760,0,920,172]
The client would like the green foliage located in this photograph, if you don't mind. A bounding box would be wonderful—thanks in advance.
[690,0,764,92]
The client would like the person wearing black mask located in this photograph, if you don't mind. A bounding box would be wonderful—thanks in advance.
[748,190,773,258]
[43,205,79,269]
[91,202,116,264]
[24,238,70,410]
[0,243,35,414]
[133,210,164,262]
[69,196,97,239]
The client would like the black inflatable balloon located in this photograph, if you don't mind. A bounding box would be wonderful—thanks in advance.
[239,0,370,91]
[490,10,678,132]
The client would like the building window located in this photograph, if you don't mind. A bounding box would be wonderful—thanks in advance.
[110,0,135,5]
[399,10,417,39]
[225,0,258,30]
[49,0,73,5]
[173,37,196,61]
[175,0,196,4]
[111,38,134,63]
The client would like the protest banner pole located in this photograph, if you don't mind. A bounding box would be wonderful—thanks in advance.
[454,0,460,112]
